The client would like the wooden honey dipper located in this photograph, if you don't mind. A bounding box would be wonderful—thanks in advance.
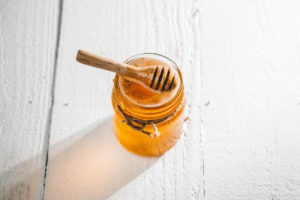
[76,50,177,91]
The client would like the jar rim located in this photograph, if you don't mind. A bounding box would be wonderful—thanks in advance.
[116,53,184,110]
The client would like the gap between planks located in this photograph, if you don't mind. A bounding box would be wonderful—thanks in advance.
[41,0,64,199]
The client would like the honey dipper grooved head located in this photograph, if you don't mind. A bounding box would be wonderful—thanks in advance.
[149,65,177,91]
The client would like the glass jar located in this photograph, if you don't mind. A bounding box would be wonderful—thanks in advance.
[111,53,185,156]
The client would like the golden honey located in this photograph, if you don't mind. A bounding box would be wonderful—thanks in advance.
[112,53,185,156]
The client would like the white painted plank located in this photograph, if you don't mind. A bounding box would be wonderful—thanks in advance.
[0,0,59,199]
[44,0,203,199]
[199,0,300,199]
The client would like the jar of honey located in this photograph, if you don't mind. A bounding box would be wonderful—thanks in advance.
[111,53,185,156]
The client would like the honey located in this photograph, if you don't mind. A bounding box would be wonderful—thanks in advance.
[112,53,185,156]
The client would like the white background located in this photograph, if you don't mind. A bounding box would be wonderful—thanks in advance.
[1,0,300,199]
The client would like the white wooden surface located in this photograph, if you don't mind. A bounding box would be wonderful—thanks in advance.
[0,1,59,199]
[1,0,300,200]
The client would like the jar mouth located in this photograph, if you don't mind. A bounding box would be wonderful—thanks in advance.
[114,53,184,112]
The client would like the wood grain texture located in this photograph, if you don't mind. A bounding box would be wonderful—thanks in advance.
[0,0,59,199]
[2,0,300,199]
[44,0,300,199]
[44,0,203,199]
[199,0,300,199]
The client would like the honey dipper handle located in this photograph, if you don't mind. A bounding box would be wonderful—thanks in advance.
[76,50,138,77]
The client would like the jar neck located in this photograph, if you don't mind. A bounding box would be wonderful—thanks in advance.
[112,74,184,120]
